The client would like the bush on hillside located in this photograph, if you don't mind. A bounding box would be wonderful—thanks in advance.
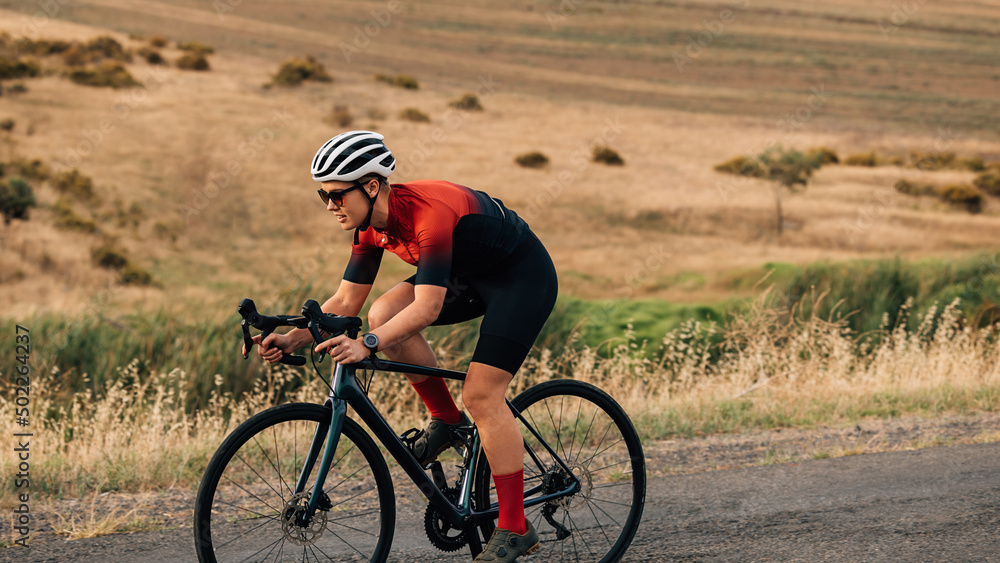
[973,169,1000,196]
[448,93,483,111]
[323,105,353,127]
[807,146,839,165]
[176,53,210,71]
[399,108,430,122]
[52,169,95,201]
[909,151,956,171]
[0,57,41,80]
[52,199,98,233]
[714,155,766,177]
[593,146,625,166]
[893,179,936,197]
[269,55,331,86]
[0,177,36,225]
[938,184,983,213]
[66,61,141,88]
[843,152,878,167]
[515,151,549,169]
[374,73,419,89]
[136,47,165,65]
[149,35,169,48]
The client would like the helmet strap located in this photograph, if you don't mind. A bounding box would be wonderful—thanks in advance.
[353,180,381,245]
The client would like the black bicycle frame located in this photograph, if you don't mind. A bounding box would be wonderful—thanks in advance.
[291,357,581,555]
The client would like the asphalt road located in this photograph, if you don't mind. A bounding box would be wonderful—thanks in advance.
[10,441,999,562]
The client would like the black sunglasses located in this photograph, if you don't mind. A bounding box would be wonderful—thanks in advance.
[317,182,364,207]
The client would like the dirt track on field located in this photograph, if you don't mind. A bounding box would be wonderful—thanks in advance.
[9,414,1000,562]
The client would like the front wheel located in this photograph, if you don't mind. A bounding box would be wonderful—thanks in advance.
[474,380,646,562]
[194,403,395,562]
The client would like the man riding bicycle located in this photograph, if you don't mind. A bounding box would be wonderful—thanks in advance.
[253,130,559,561]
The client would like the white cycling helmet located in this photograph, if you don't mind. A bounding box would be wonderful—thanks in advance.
[311,130,395,182]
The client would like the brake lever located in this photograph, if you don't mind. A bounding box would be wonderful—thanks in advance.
[302,300,328,364]
[241,320,254,360]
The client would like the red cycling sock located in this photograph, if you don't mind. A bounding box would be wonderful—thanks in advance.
[410,377,461,424]
[493,470,527,535]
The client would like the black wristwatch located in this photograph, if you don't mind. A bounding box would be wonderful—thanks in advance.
[362,333,379,352]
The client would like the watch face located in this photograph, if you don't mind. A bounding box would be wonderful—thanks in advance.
[364,333,378,349]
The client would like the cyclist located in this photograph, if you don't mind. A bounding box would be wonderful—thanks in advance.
[253,130,558,561]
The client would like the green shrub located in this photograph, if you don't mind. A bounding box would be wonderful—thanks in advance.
[515,151,549,169]
[324,105,353,127]
[973,170,1000,196]
[714,155,765,177]
[176,41,214,54]
[270,55,331,86]
[66,61,141,88]
[893,179,936,197]
[938,184,983,213]
[7,83,28,94]
[149,35,168,48]
[593,146,625,166]
[176,53,210,71]
[52,169,95,200]
[448,93,483,111]
[399,107,430,122]
[844,152,878,166]
[0,177,36,224]
[909,151,956,171]
[807,147,839,165]
[0,119,13,132]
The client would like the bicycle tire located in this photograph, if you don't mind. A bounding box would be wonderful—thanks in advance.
[473,380,646,562]
[194,403,395,562]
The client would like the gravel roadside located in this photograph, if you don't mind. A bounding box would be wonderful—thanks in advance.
[6,412,999,561]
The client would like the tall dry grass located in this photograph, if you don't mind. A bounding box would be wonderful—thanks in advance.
[1,295,998,510]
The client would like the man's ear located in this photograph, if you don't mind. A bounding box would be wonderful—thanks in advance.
[367,178,381,197]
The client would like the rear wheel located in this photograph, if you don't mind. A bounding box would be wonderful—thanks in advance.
[473,380,646,562]
[194,403,395,562]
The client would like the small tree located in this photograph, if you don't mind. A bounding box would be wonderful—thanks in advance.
[0,177,36,250]
[756,147,823,236]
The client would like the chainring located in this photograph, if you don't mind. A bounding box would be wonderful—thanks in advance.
[424,487,467,552]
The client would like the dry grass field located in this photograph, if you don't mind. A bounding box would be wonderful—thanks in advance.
[1,0,999,318]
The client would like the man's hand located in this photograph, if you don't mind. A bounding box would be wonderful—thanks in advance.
[316,334,369,364]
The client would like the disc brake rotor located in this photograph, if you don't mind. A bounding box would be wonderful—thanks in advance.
[281,492,328,546]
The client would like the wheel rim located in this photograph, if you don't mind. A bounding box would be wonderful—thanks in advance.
[205,415,387,562]
[481,384,644,563]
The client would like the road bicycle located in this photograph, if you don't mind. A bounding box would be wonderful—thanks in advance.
[193,298,646,562]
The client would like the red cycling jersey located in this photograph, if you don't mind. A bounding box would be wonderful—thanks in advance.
[343,180,528,287]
